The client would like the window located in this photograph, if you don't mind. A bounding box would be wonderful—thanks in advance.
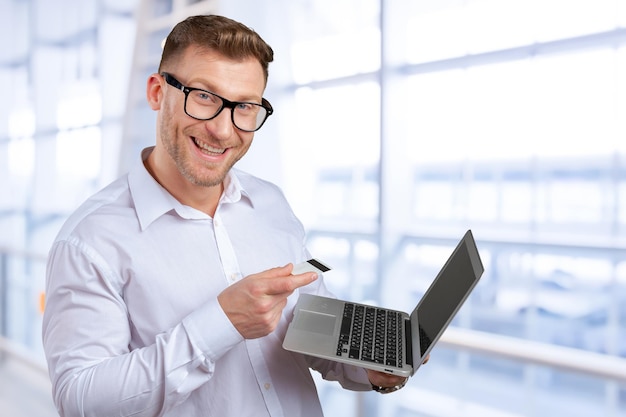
[237,1,626,416]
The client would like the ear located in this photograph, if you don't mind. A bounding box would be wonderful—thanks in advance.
[146,73,163,111]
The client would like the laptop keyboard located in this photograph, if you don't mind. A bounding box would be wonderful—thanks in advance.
[337,303,404,368]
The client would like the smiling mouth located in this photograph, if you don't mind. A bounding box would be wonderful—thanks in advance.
[192,137,226,155]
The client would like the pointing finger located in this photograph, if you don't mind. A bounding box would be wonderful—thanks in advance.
[266,272,318,295]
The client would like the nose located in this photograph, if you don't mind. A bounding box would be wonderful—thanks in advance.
[204,107,234,139]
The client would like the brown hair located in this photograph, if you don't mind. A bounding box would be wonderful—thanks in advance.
[158,15,274,84]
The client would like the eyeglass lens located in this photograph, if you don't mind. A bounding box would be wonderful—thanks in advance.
[185,90,268,132]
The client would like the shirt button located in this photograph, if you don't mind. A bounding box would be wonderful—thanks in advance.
[264,383,271,390]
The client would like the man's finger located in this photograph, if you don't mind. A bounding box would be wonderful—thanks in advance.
[265,272,318,295]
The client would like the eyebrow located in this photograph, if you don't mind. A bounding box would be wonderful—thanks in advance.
[185,77,263,104]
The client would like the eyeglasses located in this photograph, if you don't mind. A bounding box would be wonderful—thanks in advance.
[161,72,273,132]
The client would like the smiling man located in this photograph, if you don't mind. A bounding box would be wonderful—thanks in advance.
[42,15,407,417]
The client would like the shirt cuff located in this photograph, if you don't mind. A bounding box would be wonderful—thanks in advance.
[182,298,244,362]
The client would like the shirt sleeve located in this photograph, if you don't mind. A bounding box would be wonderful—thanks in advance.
[306,355,373,391]
[42,238,244,416]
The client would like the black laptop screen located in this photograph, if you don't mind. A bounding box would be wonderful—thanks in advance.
[415,234,483,356]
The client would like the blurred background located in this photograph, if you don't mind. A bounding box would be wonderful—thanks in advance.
[1,0,626,416]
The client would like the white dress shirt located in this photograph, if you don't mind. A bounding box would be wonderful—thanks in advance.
[42,147,371,417]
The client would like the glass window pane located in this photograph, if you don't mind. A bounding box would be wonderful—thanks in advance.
[398,0,622,64]
[283,83,380,226]
[289,0,380,83]
[56,127,101,178]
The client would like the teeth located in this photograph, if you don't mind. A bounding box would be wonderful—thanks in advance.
[194,138,226,155]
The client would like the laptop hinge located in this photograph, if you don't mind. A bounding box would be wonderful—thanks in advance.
[405,318,413,367]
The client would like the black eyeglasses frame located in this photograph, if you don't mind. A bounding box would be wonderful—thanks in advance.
[161,72,273,132]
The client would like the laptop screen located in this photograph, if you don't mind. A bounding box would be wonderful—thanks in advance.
[412,231,484,357]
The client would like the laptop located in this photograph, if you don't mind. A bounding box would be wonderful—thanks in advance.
[283,230,484,377]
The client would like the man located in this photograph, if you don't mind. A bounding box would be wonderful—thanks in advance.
[42,15,408,416]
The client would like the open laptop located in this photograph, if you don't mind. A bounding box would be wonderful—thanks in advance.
[283,230,484,377]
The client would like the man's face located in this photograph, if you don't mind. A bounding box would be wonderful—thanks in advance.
[152,45,266,188]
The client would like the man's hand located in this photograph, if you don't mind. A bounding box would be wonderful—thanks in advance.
[218,264,317,339]
[367,354,429,392]
[366,370,408,389]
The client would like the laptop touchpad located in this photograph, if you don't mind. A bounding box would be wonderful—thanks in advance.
[294,310,336,336]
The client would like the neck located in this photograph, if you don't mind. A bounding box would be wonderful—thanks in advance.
[144,150,223,217]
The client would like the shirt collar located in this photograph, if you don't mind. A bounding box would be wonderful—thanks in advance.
[129,147,253,231]
[222,168,251,205]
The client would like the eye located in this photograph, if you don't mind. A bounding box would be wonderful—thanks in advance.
[190,89,219,105]
[236,102,260,114]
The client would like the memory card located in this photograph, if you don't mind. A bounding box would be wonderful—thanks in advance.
[292,258,332,275]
